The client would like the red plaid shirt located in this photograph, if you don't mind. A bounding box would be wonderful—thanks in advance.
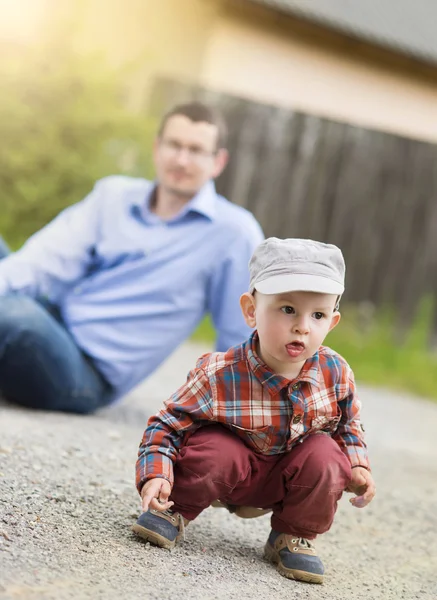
[136,332,369,490]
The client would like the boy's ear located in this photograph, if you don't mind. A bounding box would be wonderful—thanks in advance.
[328,311,341,332]
[240,292,257,328]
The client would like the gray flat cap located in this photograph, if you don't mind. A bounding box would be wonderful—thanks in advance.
[249,237,345,295]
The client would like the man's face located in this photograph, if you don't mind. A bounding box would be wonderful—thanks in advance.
[153,115,228,198]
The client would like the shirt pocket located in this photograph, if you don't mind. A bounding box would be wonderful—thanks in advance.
[229,424,274,453]
[309,415,341,434]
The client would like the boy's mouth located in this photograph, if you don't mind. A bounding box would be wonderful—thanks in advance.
[285,341,306,358]
[285,342,305,358]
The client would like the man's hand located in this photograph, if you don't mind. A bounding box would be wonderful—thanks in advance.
[140,478,173,513]
[346,467,376,508]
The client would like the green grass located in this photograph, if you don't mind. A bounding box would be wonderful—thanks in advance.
[192,301,437,402]
[191,315,216,344]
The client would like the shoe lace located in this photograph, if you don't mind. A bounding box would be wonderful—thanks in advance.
[290,537,316,553]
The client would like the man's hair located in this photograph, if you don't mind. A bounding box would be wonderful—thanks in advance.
[158,102,228,150]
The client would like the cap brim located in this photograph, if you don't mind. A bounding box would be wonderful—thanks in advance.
[254,274,344,295]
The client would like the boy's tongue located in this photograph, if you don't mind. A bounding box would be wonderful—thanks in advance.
[286,342,305,357]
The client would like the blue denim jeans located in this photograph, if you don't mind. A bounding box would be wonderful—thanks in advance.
[0,237,113,413]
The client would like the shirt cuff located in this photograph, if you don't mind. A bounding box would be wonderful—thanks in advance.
[137,454,174,492]
[346,446,370,471]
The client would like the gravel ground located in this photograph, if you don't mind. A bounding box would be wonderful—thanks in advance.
[1,341,437,600]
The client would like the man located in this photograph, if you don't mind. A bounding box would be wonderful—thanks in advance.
[0,102,264,413]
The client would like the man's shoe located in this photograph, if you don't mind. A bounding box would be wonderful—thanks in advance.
[132,509,188,550]
[211,499,272,519]
[264,530,324,584]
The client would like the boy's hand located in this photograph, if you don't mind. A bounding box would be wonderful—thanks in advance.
[346,467,376,508]
[140,478,173,513]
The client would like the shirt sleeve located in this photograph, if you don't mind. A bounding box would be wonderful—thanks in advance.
[208,217,264,352]
[0,181,103,301]
[136,366,214,492]
[332,365,370,470]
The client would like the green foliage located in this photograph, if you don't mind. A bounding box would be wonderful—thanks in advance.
[326,299,437,401]
[191,316,216,344]
[193,300,437,402]
[0,38,155,248]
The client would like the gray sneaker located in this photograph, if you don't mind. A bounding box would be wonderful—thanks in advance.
[264,529,324,584]
[132,509,188,550]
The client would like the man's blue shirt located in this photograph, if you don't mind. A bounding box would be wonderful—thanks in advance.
[0,176,264,401]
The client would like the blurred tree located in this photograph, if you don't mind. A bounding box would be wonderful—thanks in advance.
[0,32,154,248]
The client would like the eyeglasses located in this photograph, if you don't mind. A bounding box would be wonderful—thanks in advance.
[159,139,217,162]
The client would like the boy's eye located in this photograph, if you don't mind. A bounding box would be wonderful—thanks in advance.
[313,312,325,320]
[281,306,295,315]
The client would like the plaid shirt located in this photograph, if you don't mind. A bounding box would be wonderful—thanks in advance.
[136,332,369,491]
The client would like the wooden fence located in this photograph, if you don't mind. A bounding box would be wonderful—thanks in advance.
[150,78,437,342]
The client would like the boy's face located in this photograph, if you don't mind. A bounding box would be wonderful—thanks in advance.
[240,290,341,378]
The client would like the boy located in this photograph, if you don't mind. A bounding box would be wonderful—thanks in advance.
[133,238,375,584]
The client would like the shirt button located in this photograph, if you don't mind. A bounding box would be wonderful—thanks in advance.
[292,383,300,391]
[293,414,302,424]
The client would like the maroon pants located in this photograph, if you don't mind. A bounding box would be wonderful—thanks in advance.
[171,425,351,539]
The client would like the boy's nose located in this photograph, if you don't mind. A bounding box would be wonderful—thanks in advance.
[292,317,310,334]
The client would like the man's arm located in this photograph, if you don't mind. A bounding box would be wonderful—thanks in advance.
[208,219,264,351]
[332,365,370,470]
[136,366,214,493]
[0,181,104,301]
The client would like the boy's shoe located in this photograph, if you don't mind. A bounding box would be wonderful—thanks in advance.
[264,530,324,584]
[211,499,272,519]
[132,509,188,550]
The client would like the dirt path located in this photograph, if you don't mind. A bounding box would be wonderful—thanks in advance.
[1,342,436,600]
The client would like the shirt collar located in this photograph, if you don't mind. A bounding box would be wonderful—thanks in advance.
[182,180,218,221]
[297,352,321,389]
[244,331,321,393]
[131,179,218,223]
[244,332,290,394]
